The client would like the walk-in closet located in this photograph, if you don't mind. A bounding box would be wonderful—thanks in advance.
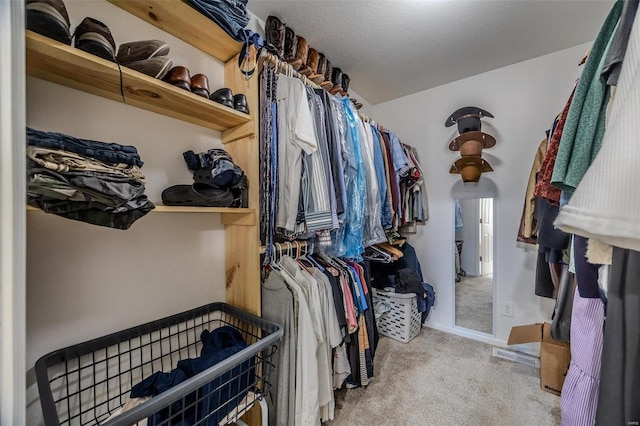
[2,0,638,425]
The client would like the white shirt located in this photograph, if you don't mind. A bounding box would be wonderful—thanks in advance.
[276,75,318,232]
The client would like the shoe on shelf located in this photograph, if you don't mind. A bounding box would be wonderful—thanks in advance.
[191,74,210,98]
[283,26,302,70]
[230,174,249,208]
[321,58,334,90]
[330,67,343,94]
[161,184,234,207]
[233,94,249,114]
[126,56,173,80]
[26,0,72,45]
[74,17,117,62]
[210,88,234,109]
[341,73,351,95]
[116,40,170,65]
[265,15,285,58]
[311,53,327,85]
[164,66,192,91]
[295,36,310,75]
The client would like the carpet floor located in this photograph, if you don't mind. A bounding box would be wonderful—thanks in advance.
[326,329,560,426]
[456,274,493,334]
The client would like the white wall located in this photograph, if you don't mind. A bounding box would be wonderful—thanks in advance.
[457,198,480,277]
[26,1,229,423]
[373,42,591,345]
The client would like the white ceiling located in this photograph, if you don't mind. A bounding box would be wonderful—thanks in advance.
[247,0,614,104]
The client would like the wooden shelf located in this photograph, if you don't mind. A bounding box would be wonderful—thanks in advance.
[26,31,254,139]
[28,205,256,226]
[108,0,243,63]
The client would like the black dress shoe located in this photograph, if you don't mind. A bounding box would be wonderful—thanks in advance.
[210,88,234,109]
[26,0,72,45]
[74,17,116,62]
[233,94,249,114]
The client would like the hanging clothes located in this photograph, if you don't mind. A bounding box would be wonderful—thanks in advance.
[551,0,623,198]
[517,138,548,245]
[275,75,318,234]
[554,3,640,252]
[261,249,380,425]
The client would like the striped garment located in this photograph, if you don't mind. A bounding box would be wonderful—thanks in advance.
[560,288,604,426]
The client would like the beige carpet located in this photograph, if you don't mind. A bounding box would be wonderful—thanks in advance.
[456,274,493,334]
[326,329,560,426]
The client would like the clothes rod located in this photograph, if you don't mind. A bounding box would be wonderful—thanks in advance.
[257,49,399,145]
[258,50,320,88]
[259,240,310,255]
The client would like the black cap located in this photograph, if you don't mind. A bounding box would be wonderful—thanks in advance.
[445,106,494,133]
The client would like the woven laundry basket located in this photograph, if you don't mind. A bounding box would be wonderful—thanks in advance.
[373,288,422,343]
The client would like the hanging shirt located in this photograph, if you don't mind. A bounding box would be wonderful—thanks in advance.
[281,257,332,423]
[341,99,366,259]
[370,125,391,228]
[361,121,386,247]
[275,265,320,426]
[276,75,318,233]
[301,88,333,232]
[551,0,622,197]
[261,271,297,426]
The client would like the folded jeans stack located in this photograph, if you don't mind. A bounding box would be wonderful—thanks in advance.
[27,127,155,230]
[187,0,250,42]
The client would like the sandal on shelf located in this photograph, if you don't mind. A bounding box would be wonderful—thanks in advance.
[161,184,233,207]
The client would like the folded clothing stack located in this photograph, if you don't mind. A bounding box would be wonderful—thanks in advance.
[27,127,155,229]
[161,148,248,208]
[187,0,251,42]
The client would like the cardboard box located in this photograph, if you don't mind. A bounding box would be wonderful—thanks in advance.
[507,322,571,396]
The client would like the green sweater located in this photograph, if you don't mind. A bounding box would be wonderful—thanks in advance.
[551,0,623,195]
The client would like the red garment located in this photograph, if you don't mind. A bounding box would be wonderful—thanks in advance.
[534,86,577,205]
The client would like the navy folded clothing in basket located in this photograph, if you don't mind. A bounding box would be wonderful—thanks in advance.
[35,303,283,426]
[130,326,255,426]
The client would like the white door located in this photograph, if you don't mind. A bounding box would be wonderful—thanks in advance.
[479,198,493,276]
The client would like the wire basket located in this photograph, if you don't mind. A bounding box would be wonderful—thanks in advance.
[373,289,422,343]
[35,303,283,426]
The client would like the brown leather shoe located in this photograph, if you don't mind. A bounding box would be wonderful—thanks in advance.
[283,27,302,70]
[295,36,310,74]
[321,58,334,89]
[312,53,327,84]
[164,66,191,91]
[304,48,321,78]
[191,73,210,98]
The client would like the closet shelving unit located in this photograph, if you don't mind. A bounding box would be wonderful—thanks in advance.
[25,0,261,317]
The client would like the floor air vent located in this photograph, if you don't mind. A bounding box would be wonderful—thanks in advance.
[492,347,540,368]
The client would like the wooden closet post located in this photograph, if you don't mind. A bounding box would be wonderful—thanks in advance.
[223,55,260,316]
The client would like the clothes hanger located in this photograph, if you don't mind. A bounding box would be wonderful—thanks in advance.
[377,242,404,259]
[294,241,314,274]
[270,243,284,273]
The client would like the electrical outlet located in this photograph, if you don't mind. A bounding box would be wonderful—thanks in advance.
[502,301,514,318]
